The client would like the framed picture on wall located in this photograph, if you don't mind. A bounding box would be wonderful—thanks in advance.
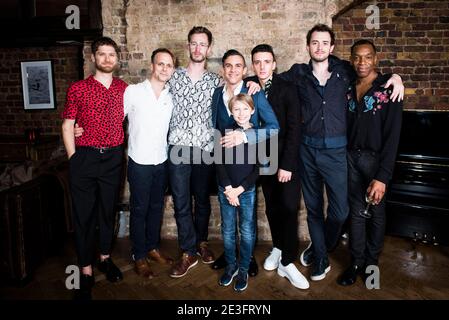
[20,60,56,110]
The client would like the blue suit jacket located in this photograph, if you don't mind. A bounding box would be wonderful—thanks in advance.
[211,85,279,144]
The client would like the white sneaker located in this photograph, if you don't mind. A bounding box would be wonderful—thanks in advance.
[300,242,313,267]
[263,247,282,271]
[277,263,310,290]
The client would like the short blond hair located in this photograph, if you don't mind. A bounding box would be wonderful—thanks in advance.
[228,93,254,113]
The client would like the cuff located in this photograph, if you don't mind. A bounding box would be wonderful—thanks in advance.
[242,132,248,144]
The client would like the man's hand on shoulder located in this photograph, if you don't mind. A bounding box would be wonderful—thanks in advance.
[246,81,261,95]
[383,74,404,102]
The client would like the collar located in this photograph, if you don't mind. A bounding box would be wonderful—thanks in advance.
[307,54,342,73]
[262,76,273,89]
[372,72,386,87]
[144,79,170,97]
[88,74,118,88]
[232,121,253,131]
[144,78,170,89]
[353,73,384,90]
[178,67,212,79]
[222,81,244,117]
[222,80,244,95]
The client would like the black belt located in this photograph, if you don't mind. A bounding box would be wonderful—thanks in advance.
[78,145,122,154]
[349,149,377,156]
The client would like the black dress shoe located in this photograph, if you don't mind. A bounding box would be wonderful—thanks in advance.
[73,274,94,301]
[248,256,258,277]
[337,265,361,286]
[98,257,123,282]
[360,264,377,283]
[211,252,226,270]
[81,273,95,289]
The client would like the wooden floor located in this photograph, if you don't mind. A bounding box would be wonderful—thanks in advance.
[2,235,449,300]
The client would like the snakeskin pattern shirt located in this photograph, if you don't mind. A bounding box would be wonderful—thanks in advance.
[168,68,221,152]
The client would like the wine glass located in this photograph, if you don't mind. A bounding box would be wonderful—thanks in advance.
[359,193,376,218]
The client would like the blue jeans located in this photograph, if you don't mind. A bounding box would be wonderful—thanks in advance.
[299,144,349,260]
[218,185,256,274]
[128,157,168,260]
[168,145,212,256]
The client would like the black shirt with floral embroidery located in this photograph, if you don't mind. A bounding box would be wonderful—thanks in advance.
[347,73,403,184]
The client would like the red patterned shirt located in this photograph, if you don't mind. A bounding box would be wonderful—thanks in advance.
[62,75,128,147]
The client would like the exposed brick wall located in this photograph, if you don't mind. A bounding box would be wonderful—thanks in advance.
[100,0,353,84]
[0,46,80,135]
[333,0,449,110]
[98,0,350,242]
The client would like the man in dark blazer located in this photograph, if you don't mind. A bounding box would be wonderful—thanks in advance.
[246,44,309,290]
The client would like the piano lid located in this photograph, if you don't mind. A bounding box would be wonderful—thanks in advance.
[398,111,449,160]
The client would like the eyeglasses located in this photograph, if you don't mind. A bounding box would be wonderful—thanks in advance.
[189,42,209,48]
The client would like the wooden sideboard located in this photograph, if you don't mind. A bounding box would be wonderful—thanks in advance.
[0,135,61,163]
[0,135,71,285]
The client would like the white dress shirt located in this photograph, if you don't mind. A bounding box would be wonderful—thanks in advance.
[222,80,244,117]
[124,79,174,165]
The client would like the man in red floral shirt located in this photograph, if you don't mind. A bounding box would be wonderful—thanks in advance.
[61,37,127,299]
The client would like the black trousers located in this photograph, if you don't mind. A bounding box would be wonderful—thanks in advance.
[260,172,301,265]
[69,146,123,267]
[348,150,386,267]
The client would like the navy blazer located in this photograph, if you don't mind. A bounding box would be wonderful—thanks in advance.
[211,85,279,144]
[246,74,301,173]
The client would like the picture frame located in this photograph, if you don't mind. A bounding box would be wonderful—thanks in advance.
[20,60,56,110]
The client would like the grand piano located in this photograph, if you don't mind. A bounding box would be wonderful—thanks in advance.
[386,110,449,245]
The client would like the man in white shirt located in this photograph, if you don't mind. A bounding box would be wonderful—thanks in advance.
[125,48,176,278]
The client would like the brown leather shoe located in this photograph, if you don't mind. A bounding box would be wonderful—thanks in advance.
[169,253,198,278]
[147,249,174,265]
[135,258,155,279]
[197,241,215,264]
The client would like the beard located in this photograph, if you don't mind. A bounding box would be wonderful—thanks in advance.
[189,53,206,63]
[310,54,329,63]
[309,50,331,63]
[311,56,328,63]
[95,62,117,73]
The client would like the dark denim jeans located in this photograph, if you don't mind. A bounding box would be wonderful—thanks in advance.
[168,145,212,256]
[128,157,168,260]
[299,144,349,260]
[218,185,256,275]
[348,150,386,266]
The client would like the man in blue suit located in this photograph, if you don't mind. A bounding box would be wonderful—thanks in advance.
[210,49,280,277]
[211,49,279,148]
